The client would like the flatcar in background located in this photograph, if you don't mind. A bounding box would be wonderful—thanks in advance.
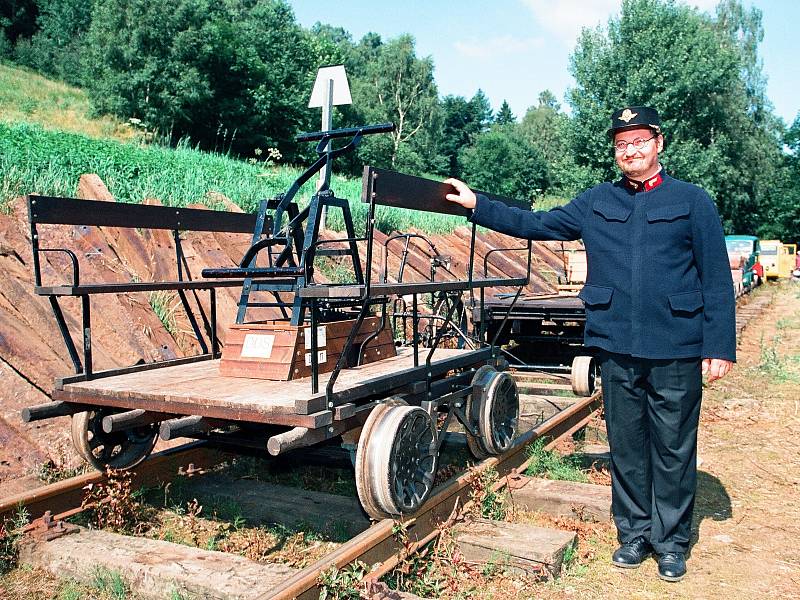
[725,235,762,296]
[760,239,797,280]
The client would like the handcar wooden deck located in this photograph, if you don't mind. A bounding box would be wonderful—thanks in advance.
[23,122,532,519]
[53,348,487,427]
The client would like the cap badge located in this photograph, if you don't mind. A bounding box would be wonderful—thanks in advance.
[618,108,638,123]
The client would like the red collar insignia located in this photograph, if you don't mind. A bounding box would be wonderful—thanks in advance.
[644,173,663,190]
[623,172,664,192]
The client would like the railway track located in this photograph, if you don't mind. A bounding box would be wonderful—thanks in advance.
[734,287,774,337]
[0,442,232,526]
[2,379,601,599]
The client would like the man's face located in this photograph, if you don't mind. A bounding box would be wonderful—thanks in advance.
[613,126,663,180]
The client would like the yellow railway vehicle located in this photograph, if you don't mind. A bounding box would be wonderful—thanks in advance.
[779,243,797,278]
[760,240,797,279]
[760,240,781,280]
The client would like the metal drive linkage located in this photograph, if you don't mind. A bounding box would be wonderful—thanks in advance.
[202,123,395,328]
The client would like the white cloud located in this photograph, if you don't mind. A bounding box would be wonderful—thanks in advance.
[453,34,545,59]
[521,0,722,46]
[520,0,619,45]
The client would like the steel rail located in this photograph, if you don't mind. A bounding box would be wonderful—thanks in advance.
[263,389,602,600]
[0,442,230,524]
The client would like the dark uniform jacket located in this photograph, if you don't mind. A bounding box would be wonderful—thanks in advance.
[470,170,736,361]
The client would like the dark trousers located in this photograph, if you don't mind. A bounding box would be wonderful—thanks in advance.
[597,351,702,554]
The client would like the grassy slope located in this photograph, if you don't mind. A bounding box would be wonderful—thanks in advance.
[0,62,134,142]
[0,62,364,226]
[0,61,565,232]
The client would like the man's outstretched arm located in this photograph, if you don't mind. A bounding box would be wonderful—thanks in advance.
[444,178,587,242]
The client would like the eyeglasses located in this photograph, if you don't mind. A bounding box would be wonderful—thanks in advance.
[613,135,657,153]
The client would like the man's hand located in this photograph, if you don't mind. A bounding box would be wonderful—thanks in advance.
[444,178,477,210]
[702,358,733,383]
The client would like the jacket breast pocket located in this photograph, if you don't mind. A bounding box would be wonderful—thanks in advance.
[579,284,614,340]
[646,203,690,224]
[593,201,632,223]
[667,290,704,346]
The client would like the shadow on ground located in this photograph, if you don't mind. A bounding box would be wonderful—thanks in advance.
[689,469,732,552]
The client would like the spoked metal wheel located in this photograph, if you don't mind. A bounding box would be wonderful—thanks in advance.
[465,366,519,459]
[571,355,598,396]
[355,399,438,519]
[71,409,158,471]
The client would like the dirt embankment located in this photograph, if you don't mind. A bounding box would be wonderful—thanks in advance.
[0,175,571,492]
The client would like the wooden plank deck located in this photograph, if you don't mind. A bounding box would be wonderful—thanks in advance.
[54,348,483,428]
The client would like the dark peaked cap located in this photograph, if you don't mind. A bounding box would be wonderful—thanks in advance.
[608,106,662,136]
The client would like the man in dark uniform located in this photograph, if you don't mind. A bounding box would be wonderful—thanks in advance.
[444,106,735,582]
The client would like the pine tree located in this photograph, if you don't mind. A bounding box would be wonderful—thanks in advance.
[495,100,515,125]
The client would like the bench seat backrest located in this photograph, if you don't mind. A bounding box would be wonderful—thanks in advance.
[28,195,261,233]
[360,166,531,217]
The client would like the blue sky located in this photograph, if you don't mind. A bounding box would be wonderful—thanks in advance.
[289,0,799,127]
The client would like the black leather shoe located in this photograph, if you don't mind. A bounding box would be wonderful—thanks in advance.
[657,552,687,582]
[611,536,652,568]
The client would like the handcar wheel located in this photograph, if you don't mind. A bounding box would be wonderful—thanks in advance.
[354,403,393,519]
[571,355,597,396]
[467,366,519,458]
[465,366,494,460]
[355,401,438,519]
[71,409,158,471]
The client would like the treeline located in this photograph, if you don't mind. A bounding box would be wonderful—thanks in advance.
[1,0,798,240]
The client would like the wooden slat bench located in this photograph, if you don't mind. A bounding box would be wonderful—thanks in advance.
[28,194,273,380]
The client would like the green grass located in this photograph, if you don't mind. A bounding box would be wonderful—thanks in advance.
[167,588,195,600]
[148,291,180,338]
[524,438,589,482]
[0,506,29,574]
[0,120,465,234]
[318,560,370,600]
[0,61,133,142]
[57,581,84,600]
[754,332,800,383]
[91,567,129,599]
[0,120,316,211]
[533,195,571,211]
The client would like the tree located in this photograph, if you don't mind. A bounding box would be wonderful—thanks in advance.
[459,125,548,201]
[466,89,493,135]
[758,114,800,243]
[495,100,515,125]
[84,0,318,160]
[13,0,92,85]
[519,90,578,194]
[0,0,38,46]
[438,90,494,177]
[439,95,472,175]
[567,0,782,234]
[347,33,441,171]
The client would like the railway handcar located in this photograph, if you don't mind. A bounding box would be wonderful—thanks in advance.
[759,240,782,280]
[769,241,797,279]
[21,124,549,520]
